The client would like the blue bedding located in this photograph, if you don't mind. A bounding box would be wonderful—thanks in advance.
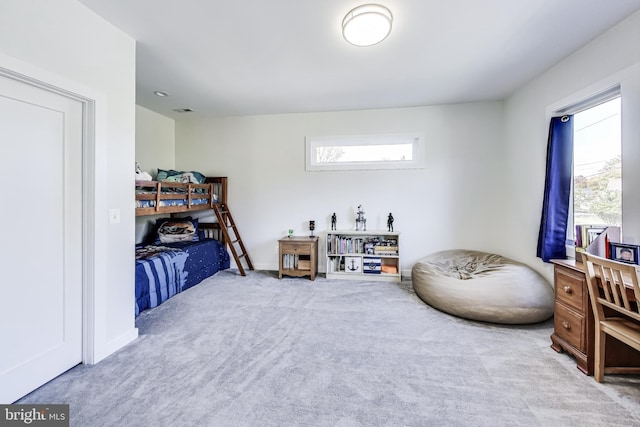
[135,238,230,316]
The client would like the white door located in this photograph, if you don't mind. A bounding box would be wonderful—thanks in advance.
[0,73,83,403]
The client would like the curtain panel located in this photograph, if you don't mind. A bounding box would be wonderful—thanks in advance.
[537,116,574,262]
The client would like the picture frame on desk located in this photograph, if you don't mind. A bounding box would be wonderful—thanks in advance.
[609,242,640,265]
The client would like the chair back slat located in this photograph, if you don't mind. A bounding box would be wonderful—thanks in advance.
[597,264,614,304]
[615,268,632,310]
[601,264,628,308]
[631,269,640,316]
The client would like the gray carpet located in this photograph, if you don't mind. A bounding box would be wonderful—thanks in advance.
[19,270,640,426]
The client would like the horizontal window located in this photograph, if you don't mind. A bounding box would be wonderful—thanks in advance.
[305,133,425,171]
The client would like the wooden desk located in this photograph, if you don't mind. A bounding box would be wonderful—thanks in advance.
[550,259,640,374]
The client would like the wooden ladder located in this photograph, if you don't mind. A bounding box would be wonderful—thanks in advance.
[213,203,254,276]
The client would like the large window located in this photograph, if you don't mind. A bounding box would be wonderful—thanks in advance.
[572,96,621,236]
[305,133,424,171]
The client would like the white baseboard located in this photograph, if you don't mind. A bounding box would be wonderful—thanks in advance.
[92,327,138,365]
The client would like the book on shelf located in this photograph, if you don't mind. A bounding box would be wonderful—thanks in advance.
[374,245,398,255]
[574,225,620,262]
[575,224,614,248]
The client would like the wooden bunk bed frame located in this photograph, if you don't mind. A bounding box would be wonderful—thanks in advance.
[135,176,227,216]
[135,176,253,275]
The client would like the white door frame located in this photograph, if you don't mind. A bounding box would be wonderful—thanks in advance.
[0,62,99,365]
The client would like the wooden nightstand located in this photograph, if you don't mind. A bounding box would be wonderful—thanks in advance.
[279,236,318,280]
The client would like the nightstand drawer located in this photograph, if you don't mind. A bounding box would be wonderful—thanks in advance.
[554,303,585,351]
[555,267,586,311]
[280,243,311,255]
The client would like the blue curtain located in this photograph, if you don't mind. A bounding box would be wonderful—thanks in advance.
[537,115,574,262]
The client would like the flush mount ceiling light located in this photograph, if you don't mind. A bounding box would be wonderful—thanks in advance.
[153,90,169,97]
[342,4,393,47]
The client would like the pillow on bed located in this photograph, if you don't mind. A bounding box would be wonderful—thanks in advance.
[157,169,206,184]
[149,217,200,244]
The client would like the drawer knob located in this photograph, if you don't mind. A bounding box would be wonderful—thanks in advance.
[562,321,571,330]
[563,286,573,294]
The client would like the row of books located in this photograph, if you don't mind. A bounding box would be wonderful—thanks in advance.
[575,224,608,248]
[327,256,348,273]
[574,225,621,261]
[327,235,398,255]
[282,254,310,270]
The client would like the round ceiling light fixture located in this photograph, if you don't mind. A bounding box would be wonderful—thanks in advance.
[342,4,393,47]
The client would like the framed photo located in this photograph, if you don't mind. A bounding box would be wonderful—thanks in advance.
[609,242,640,265]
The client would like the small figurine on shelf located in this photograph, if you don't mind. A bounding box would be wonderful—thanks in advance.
[387,213,394,232]
[355,205,366,231]
[309,220,315,237]
[331,213,337,230]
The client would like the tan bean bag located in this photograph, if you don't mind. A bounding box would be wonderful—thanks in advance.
[411,249,553,324]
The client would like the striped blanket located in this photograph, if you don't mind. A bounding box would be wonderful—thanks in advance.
[135,239,230,317]
[135,249,188,316]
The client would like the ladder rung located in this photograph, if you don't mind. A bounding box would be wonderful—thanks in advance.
[215,203,253,274]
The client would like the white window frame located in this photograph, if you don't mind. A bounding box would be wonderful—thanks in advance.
[305,133,425,171]
[546,65,639,258]
[552,86,621,246]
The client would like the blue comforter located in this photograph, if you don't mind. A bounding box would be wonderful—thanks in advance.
[135,239,230,316]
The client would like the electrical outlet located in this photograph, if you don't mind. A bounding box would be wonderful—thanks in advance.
[109,208,121,224]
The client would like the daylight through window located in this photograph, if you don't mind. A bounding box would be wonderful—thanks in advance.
[572,96,621,234]
[306,134,424,171]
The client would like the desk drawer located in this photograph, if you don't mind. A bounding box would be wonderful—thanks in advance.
[555,267,586,311]
[554,303,585,351]
[280,243,311,255]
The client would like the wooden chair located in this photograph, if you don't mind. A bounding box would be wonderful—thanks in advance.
[582,253,640,382]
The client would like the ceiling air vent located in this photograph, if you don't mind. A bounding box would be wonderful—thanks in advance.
[173,108,194,113]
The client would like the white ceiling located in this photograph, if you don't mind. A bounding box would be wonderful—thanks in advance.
[79,0,640,119]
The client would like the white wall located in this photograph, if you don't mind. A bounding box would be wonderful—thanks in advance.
[155,7,640,287]
[135,105,175,177]
[0,0,137,361]
[176,103,505,276]
[135,105,176,243]
[503,11,640,282]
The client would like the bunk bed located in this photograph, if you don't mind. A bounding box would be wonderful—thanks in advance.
[135,176,230,316]
[135,176,227,216]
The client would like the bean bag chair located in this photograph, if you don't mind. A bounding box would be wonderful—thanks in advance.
[411,249,553,324]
